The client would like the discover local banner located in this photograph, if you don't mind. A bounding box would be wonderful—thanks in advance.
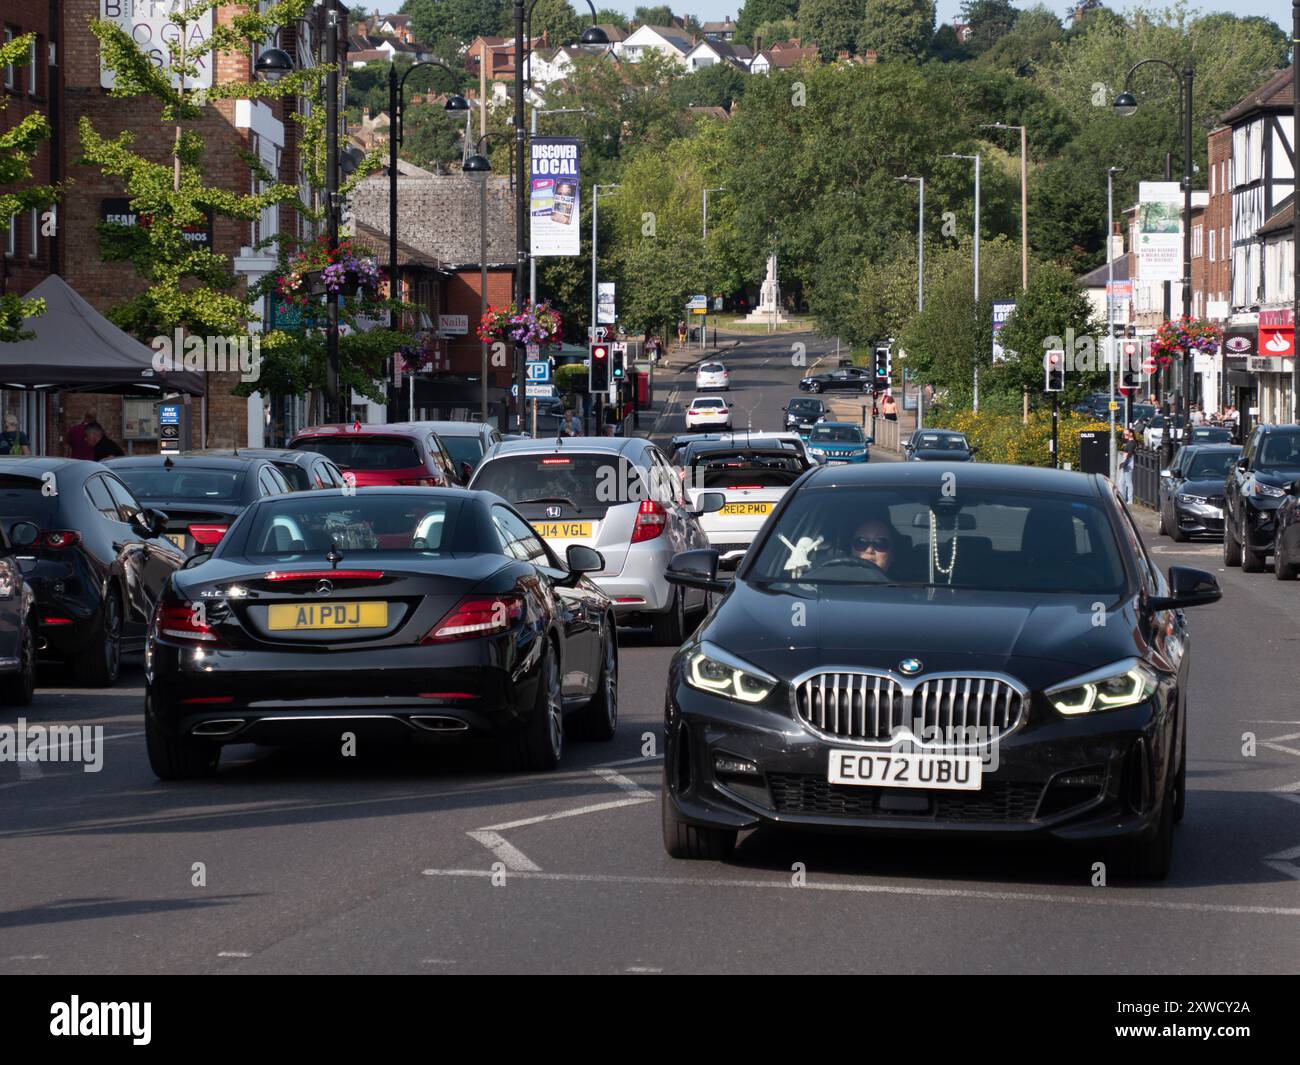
[529,137,580,257]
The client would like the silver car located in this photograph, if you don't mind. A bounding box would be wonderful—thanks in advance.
[470,437,723,645]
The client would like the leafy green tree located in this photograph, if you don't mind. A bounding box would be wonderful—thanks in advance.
[798,0,865,58]
[667,62,749,110]
[400,102,467,170]
[595,9,631,30]
[0,33,61,341]
[633,6,676,27]
[979,4,1063,75]
[928,23,972,61]
[735,0,802,46]
[754,18,800,44]
[404,0,507,45]
[859,0,936,61]
[960,0,1018,54]
[504,0,581,45]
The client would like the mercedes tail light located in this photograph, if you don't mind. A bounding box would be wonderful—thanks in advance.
[153,600,221,646]
[631,499,667,543]
[422,595,524,643]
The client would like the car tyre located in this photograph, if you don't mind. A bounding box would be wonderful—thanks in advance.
[1173,717,1187,823]
[508,641,563,771]
[1169,519,1187,543]
[1121,787,1175,880]
[0,622,36,707]
[145,691,219,780]
[1275,532,1298,580]
[661,781,736,860]
[651,587,686,646]
[1223,517,1242,566]
[1242,530,1266,573]
[75,589,121,688]
[1156,506,1166,535]
[570,625,617,741]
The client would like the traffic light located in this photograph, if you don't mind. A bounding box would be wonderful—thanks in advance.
[873,345,891,384]
[589,343,609,392]
[611,347,625,381]
[1120,368,1138,393]
[1044,350,1065,392]
[1120,339,1140,377]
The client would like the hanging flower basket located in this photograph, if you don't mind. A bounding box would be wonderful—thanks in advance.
[276,236,384,307]
[1149,316,1223,370]
[477,300,563,346]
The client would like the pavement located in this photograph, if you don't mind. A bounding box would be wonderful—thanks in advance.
[2,333,1298,974]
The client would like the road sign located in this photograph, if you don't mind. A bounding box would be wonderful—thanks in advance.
[1109,401,1119,411]
[525,383,554,399]
[160,404,181,454]
[687,295,707,310]
[526,361,550,383]
[1142,355,1157,375]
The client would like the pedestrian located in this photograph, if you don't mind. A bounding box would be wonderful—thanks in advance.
[561,409,582,437]
[0,415,31,456]
[1190,404,1205,427]
[84,422,124,461]
[1118,428,1137,504]
[677,320,687,349]
[881,393,898,422]
[65,409,97,460]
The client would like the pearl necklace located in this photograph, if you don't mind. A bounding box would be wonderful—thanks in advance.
[930,509,958,584]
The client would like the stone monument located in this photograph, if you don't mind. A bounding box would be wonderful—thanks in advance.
[744,252,788,323]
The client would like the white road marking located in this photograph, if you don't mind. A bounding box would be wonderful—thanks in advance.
[6,954,49,961]
[596,755,663,768]
[466,830,542,872]
[591,766,653,798]
[479,796,652,834]
[421,868,1300,917]
[17,748,42,781]
[1263,844,1300,881]
[1261,731,1300,759]
[626,966,664,973]
[217,951,252,958]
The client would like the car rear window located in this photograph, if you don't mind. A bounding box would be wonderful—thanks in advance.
[114,466,244,500]
[700,364,725,373]
[292,436,423,470]
[692,451,805,489]
[472,453,646,509]
[692,398,726,409]
[0,475,57,533]
[240,495,468,556]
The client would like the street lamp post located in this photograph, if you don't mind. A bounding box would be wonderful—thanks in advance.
[896,175,924,429]
[1293,0,1300,422]
[387,61,468,420]
[466,138,506,424]
[513,2,607,433]
[943,152,981,411]
[1114,58,1194,469]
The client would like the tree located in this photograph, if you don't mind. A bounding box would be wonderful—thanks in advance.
[506,0,581,46]
[859,0,936,61]
[735,0,802,46]
[754,18,800,45]
[403,0,507,46]
[979,4,1063,75]
[798,0,865,58]
[595,9,630,30]
[0,33,61,341]
[667,63,749,110]
[634,6,676,27]
[961,0,1018,54]
[400,102,467,171]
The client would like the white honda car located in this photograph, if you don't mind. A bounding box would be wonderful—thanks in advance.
[685,396,732,431]
[695,362,730,391]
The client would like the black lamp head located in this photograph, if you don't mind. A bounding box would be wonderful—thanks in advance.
[580,26,610,45]
[1113,90,1138,117]
[254,47,295,83]
[444,93,470,112]
[464,153,492,174]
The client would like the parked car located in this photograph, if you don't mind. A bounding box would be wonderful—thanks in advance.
[108,454,293,557]
[903,429,976,462]
[1272,479,1300,580]
[806,422,872,464]
[1142,414,1187,450]
[1224,423,1300,572]
[142,488,621,778]
[405,420,503,481]
[680,443,811,569]
[684,396,733,432]
[668,432,813,466]
[695,362,730,392]
[798,366,874,394]
[660,462,1220,878]
[1156,444,1239,542]
[470,437,724,644]
[782,397,828,435]
[1188,426,1234,445]
[188,448,346,491]
[289,423,460,487]
[0,520,37,705]
[0,459,186,685]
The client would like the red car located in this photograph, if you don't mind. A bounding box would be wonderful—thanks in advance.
[288,423,461,488]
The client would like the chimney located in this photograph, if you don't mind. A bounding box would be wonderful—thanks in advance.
[1110,222,1124,263]
[864,49,877,65]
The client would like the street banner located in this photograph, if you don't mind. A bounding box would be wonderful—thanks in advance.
[529,138,580,257]
[598,283,616,324]
[1137,182,1182,282]
[992,300,1016,364]
[100,2,214,90]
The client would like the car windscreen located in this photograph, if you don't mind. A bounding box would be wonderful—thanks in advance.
[439,434,485,470]
[471,454,648,509]
[691,451,805,489]
[747,486,1126,595]
[1257,432,1300,469]
[292,436,422,470]
[788,399,822,411]
[115,466,243,500]
[0,475,58,532]
[1185,452,1238,479]
[239,495,467,556]
[810,426,864,444]
[914,434,966,451]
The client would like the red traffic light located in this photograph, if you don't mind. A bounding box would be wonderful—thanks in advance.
[591,345,608,360]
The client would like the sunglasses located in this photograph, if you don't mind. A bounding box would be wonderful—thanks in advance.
[852,536,894,553]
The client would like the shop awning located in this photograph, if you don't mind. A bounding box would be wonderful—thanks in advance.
[0,275,205,395]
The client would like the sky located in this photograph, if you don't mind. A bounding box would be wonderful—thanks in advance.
[594,1,1286,32]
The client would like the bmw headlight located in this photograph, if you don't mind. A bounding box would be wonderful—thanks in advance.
[1177,493,1206,505]
[1252,481,1286,498]
[686,642,778,704]
[1046,659,1158,716]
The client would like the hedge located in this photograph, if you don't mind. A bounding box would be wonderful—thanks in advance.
[925,409,1112,471]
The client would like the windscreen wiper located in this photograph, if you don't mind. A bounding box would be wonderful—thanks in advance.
[516,496,582,512]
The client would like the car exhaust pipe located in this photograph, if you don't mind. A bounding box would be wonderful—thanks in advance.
[410,715,470,733]
[35,636,48,651]
[191,719,246,737]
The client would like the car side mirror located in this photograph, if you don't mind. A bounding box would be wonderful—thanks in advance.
[1290,478,1300,495]
[182,551,212,569]
[135,508,166,537]
[865,437,875,445]
[1237,458,1249,471]
[564,543,604,580]
[1159,469,1172,478]
[665,548,728,594]
[1146,566,1222,612]
[8,521,39,548]
[690,491,726,517]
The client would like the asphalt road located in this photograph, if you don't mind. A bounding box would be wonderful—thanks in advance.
[2,335,1298,974]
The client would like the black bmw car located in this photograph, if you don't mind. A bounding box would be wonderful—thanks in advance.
[660,463,1220,878]
[798,366,874,394]
[1156,443,1239,542]
[144,487,618,779]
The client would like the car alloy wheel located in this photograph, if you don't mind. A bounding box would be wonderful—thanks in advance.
[809,382,821,393]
